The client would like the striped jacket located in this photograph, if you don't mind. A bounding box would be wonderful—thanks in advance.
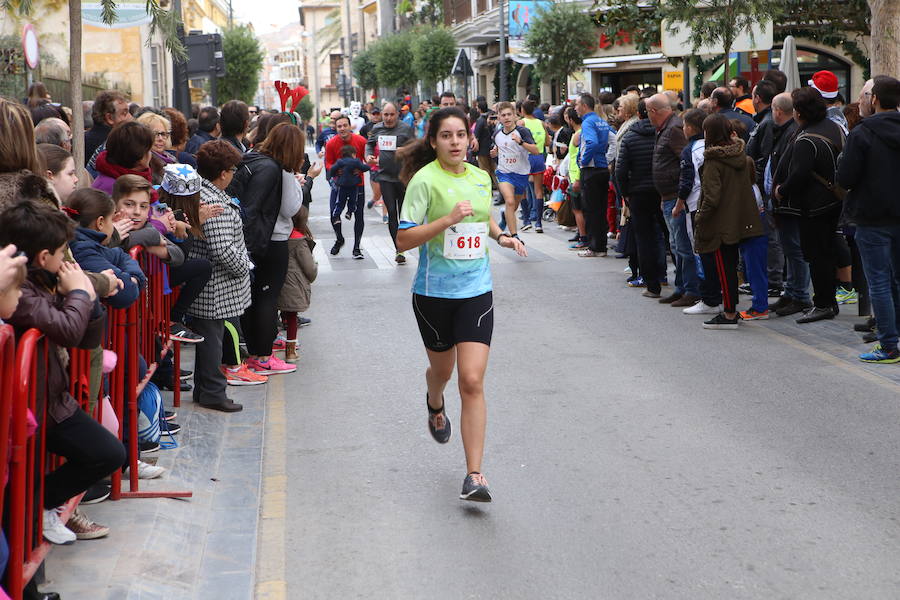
[186,180,252,320]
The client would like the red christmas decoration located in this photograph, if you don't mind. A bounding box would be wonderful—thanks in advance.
[274,80,310,113]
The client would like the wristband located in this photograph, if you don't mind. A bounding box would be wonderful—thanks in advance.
[496,233,511,245]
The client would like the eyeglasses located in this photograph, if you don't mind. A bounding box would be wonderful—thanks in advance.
[228,166,238,172]
[154,131,172,138]
[248,109,258,115]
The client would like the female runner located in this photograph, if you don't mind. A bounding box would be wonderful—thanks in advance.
[396,107,527,502]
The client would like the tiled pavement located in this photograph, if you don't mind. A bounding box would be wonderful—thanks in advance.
[44,347,267,600]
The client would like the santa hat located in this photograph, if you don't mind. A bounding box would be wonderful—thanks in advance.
[808,70,839,99]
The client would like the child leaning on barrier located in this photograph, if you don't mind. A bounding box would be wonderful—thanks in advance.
[64,188,146,311]
[0,198,125,546]
[109,174,185,267]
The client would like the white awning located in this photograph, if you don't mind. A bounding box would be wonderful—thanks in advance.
[509,53,536,65]
[583,52,665,67]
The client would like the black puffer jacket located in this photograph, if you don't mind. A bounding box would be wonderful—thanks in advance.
[226,151,284,261]
[615,119,657,196]
[747,106,774,186]
[837,111,900,226]
[774,117,844,217]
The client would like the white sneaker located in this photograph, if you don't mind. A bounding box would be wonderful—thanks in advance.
[125,459,166,480]
[42,507,76,545]
[683,301,722,315]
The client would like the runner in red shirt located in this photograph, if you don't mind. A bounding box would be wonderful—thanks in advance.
[324,115,368,259]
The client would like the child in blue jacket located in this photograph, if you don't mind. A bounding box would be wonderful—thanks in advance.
[65,188,146,310]
[327,145,370,224]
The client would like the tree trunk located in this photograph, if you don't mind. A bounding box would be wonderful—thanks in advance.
[69,0,85,175]
[870,0,900,78]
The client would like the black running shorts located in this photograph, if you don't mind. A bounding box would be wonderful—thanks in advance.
[412,291,494,352]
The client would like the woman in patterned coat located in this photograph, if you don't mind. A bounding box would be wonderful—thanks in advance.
[188,140,254,412]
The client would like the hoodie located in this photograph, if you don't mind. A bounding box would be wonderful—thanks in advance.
[838,111,900,226]
[694,139,762,254]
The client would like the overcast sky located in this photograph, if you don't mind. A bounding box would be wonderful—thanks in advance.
[230,0,300,34]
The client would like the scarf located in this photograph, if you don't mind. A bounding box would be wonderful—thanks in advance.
[95,151,159,202]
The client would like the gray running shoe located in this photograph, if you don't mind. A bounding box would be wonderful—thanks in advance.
[460,472,492,502]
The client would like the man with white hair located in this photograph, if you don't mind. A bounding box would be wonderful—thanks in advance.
[647,93,690,303]
[767,92,811,317]
[34,117,72,151]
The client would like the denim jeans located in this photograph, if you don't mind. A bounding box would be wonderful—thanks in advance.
[775,214,811,303]
[663,199,700,296]
[855,224,900,351]
[526,179,543,228]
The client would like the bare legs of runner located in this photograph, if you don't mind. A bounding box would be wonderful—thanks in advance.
[424,342,488,474]
[499,181,522,237]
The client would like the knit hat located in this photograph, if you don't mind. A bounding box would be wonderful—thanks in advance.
[160,164,201,196]
[808,70,839,99]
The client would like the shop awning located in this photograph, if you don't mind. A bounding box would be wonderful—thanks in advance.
[582,52,665,69]
[709,56,738,81]
[83,3,153,28]
[509,53,536,65]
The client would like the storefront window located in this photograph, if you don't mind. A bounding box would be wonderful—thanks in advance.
[770,46,852,100]
[593,70,661,97]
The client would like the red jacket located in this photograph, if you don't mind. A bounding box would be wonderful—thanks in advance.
[324,133,367,186]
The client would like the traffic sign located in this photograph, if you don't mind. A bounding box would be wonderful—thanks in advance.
[22,24,39,70]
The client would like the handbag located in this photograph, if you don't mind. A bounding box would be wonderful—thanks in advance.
[557,195,575,227]
[799,132,847,202]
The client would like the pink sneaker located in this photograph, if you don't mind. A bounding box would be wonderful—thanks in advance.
[272,338,286,351]
[246,355,296,375]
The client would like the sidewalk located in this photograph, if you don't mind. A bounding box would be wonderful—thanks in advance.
[44,347,268,600]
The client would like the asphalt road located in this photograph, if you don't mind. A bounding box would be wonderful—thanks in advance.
[282,169,900,599]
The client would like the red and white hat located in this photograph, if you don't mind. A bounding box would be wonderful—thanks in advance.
[808,70,839,99]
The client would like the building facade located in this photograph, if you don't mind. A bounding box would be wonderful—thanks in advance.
[444,0,867,105]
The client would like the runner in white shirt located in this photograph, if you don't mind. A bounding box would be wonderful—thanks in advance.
[490,101,539,239]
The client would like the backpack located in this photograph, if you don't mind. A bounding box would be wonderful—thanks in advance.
[137,381,162,443]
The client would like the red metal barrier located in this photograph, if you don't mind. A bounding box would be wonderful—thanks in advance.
[0,325,14,519]
[6,329,82,599]
[107,247,190,501]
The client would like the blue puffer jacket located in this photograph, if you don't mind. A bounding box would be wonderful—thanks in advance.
[69,227,146,309]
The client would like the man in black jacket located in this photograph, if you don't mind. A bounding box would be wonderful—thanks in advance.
[84,90,131,166]
[746,80,782,297]
[617,102,665,298]
[838,76,900,363]
[710,87,756,141]
[185,106,220,155]
[767,92,808,316]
